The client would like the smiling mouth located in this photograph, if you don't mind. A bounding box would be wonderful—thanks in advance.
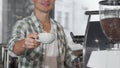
[41,2,50,7]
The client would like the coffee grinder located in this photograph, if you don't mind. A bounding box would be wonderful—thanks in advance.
[83,0,120,68]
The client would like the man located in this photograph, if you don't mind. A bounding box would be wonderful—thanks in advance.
[8,0,75,68]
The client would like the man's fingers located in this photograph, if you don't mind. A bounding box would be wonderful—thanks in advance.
[24,42,36,48]
[23,33,40,49]
[23,40,40,48]
[27,33,38,39]
[25,38,34,43]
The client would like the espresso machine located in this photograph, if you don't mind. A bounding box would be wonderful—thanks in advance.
[82,0,120,68]
[71,0,120,68]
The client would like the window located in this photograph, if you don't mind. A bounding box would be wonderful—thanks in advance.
[56,11,62,23]
[64,12,69,29]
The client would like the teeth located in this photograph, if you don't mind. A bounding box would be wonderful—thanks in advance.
[42,2,50,6]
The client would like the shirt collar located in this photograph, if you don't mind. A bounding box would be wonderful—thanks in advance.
[30,12,42,28]
[30,12,55,28]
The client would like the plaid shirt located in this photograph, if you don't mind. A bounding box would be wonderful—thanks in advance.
[8,13,75,68]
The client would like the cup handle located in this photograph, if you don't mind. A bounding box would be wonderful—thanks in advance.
[35,39,40,42]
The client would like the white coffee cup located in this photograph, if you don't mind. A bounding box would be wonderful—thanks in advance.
[36,33,55,44]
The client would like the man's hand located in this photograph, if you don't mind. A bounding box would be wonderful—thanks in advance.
[23,33,40,49]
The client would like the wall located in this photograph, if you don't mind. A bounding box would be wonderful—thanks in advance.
[0,0,2,44]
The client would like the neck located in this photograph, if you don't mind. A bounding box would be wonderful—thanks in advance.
[34,9,50,24]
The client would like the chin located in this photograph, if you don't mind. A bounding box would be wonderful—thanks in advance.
[39,9,51,13]
[41,8,52,13]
